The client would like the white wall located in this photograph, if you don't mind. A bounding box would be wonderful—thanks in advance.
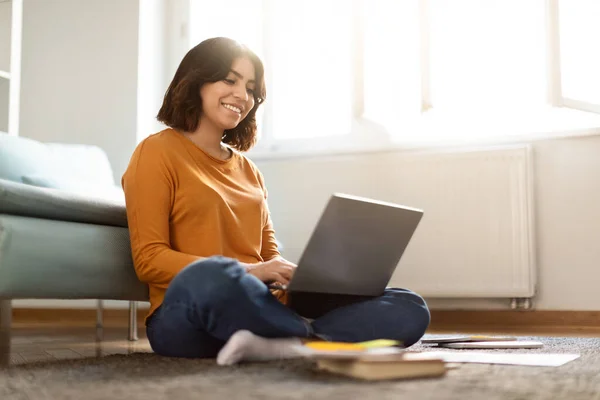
[0,79,7,132]
[0,1,12,132]
[136,0,168,144]
[136,0,189,143]
[532,136,600,310]
[18,0,139,183]
[255,134,600,311]
[0,1,11,73]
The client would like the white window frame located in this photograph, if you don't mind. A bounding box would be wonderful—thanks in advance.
[167,0,600,159]
[252,0,375,156]
[547,0,600,115]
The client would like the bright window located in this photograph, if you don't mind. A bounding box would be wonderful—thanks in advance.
[362,0,422,130]
[265,0,353,140]
[558,0,600,108]
[184,0,600,152]
[189,0,263,56]
[428,0,546,114]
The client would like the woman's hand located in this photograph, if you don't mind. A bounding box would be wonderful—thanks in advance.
[244,257,297,286]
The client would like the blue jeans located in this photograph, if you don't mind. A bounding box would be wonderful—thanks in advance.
[146,257,430,358]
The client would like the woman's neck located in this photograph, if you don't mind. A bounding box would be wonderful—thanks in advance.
[183,121,230,160]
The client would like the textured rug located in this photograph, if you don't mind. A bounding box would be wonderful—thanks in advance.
[2,336,600,400]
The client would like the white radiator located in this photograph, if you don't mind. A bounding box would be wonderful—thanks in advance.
[387,145,536,298]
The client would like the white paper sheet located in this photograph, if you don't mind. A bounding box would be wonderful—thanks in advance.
[425,351,580,367]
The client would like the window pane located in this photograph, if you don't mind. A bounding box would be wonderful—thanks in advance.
[266,0,353,140]
[189,0,263,57]
[428,0,546,113]
[363,0,421,130]
[559,0,600,105]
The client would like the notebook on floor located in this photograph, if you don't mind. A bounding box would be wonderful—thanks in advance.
[421,335,518,344]
[439,341,543,349]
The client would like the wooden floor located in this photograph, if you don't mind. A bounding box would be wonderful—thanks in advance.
[4,308,599,366]
[7,325,152,366]
[4,324,597,367]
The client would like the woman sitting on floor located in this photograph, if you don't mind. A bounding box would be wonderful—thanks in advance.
[121,37,430,364]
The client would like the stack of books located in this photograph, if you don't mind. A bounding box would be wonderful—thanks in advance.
[297,340,448,381]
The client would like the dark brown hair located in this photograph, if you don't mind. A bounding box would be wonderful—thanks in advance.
[157,37,266,152]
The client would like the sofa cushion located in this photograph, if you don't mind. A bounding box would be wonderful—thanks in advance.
[0,134,56,183]
[0,134,116,186]
[44,142,116,187]
[21,174,125,203]
[0,178,127,228]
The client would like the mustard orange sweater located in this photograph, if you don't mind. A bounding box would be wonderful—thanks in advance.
[122,129,281,319]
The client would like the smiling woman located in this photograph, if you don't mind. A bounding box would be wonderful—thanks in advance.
[156,37,265,153]
[122,37,430,361]
[122,37,306,357]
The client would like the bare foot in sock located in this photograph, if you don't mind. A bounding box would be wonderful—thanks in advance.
[216,330,305,366]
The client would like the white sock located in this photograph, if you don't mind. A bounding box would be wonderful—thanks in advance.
[216,330,305,366]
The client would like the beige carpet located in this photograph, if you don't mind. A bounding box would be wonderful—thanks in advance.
[1,336,600,400]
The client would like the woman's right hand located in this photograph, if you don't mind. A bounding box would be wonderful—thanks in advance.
[245,257,297,286]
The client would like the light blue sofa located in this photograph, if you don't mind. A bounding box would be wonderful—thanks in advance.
[0,133,149,366]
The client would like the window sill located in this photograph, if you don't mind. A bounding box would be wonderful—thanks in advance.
[247,107,600,161]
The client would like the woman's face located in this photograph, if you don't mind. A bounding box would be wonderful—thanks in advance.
[199,56,257,131]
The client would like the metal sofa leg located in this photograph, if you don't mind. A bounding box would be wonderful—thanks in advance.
[0,299,11,368]
[96,299,104,342]
[128,301,138,341]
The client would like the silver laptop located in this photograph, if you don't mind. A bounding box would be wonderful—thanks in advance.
[285,193,424,318]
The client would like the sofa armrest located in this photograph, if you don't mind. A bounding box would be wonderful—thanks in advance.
[0,178,127,228]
